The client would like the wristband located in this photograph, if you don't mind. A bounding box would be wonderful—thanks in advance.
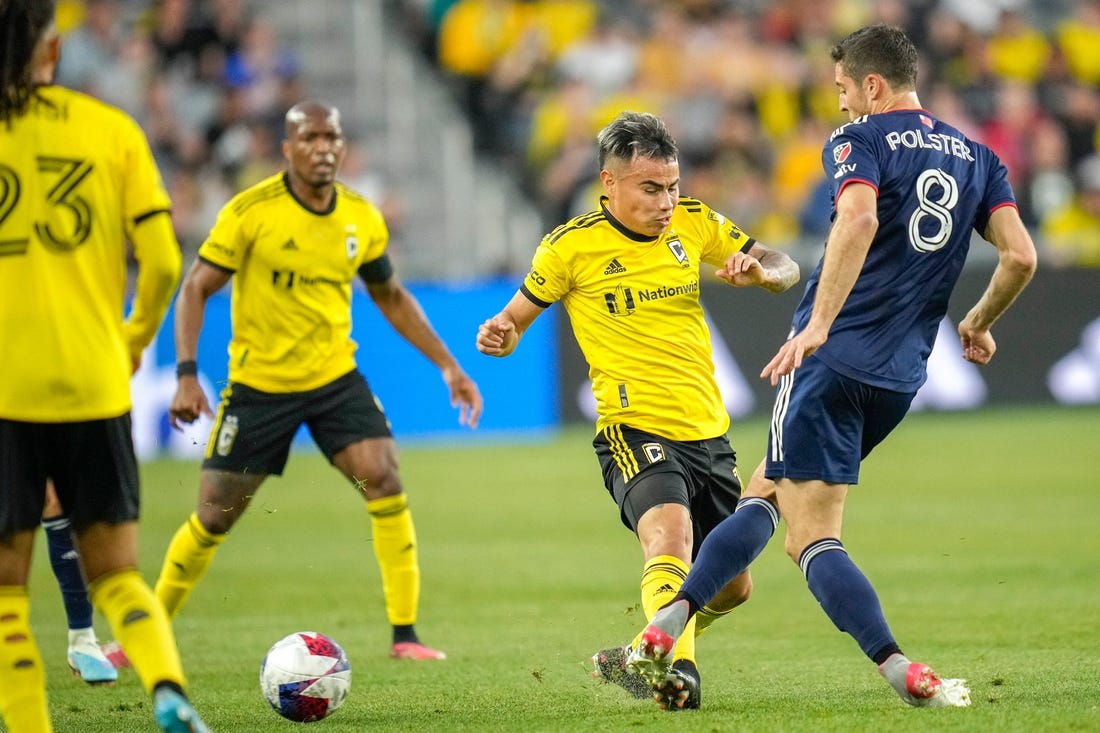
[176,360,198,378]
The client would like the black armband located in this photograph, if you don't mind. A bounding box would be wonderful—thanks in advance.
[176,360,198,378]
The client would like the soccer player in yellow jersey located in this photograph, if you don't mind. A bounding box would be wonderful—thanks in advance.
[476,111,800,709]
[151,100,483,663]
[0,1,211,731]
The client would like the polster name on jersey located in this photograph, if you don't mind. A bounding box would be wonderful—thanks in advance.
[884,129,974,162]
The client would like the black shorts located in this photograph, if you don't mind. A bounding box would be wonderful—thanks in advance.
[593,424,742,559]
[203,370,392,475]
[0,415,140,535]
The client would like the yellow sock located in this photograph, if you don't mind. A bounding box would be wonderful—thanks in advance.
[0,587,51,733]
[694,604,731,637]
[367,494,419,626]
[91,569,185,694]
[154,513,226,619]
[630,555,698,664]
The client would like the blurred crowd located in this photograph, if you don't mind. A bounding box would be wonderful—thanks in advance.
[404,0,1100,267]
[51,0,399,264]
[51,0,1100,270]
[52,0,298,260]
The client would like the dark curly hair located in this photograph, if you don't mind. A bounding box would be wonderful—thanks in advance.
[1,0,57,124]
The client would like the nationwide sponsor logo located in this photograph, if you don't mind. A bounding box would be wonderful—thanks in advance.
[604,284,635,316]
[604,258,627,275]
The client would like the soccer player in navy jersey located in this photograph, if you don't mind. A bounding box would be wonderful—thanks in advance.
[626,24,1037,709]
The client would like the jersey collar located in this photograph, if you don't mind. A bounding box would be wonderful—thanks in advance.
[283,171,338,215]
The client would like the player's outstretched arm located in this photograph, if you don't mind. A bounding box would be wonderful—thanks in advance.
[958,206,1037,365]
[476,291,545,358]
[716,242,800,293]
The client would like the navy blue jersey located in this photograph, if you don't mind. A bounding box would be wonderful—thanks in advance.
[792,109,1017,391]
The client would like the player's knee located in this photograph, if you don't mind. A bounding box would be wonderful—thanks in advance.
[195,506,239,535]
[351,469,402,500]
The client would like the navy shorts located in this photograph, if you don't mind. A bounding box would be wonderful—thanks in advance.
[765,356,916,485]
[593,424,742,559]
[204,370,392,475]
[0,415,140,535]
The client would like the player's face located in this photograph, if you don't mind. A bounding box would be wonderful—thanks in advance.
[601,155,680,237]
[284,112,346,189]
[835,62,870,120]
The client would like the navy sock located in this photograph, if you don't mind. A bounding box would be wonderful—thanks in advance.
[679,497,779,610]
[800,539,895,661]
[43,515,93,630]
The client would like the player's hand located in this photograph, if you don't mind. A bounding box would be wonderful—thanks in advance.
[442,366,483,429]
[716,252,766,288]
[958,319,996,365]
[476,316,517,356]
[169,377,214,430]
[760,327,826,386]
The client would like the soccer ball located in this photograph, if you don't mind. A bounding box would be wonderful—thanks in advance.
[260,631,351,722]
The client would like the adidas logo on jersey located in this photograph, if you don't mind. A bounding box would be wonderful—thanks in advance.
[604,258,627,275]
[281,239,299,250]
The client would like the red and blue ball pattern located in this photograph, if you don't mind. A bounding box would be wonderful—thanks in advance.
[260,631,351,722]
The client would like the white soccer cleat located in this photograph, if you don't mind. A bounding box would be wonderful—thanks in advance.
[879,654,971,708]
[626,599,691,687]
[67,630,118,685]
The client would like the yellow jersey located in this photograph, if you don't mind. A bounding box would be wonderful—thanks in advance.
[0,86,178,421]
[198,172,388,392]
[522,196,754,440]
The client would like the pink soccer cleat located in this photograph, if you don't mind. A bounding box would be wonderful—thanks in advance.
[390,641,447,660]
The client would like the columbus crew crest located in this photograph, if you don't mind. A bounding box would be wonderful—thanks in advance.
[345,225,358,259]
[667,238,689,267]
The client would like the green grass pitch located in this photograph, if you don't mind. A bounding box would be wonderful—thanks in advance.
[29,405,1100,732]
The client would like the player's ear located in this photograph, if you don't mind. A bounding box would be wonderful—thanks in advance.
[866,73,884,99]
[600,168,614,191]
[46,34,61,66]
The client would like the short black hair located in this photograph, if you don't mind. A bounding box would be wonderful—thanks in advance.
[0,0,56,124]
[596,111,678,170]
[831,24,918,91]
